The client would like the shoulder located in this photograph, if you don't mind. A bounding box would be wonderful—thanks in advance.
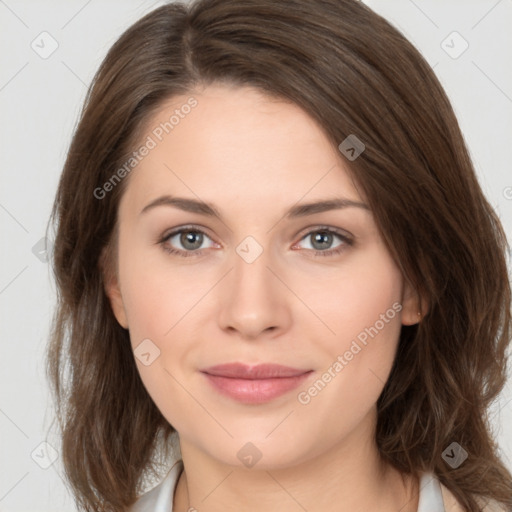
[439,481,509,512]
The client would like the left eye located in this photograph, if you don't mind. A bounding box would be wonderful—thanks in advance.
[293,228,352,257]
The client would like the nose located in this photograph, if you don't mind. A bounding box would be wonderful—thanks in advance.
[217,242,292,340]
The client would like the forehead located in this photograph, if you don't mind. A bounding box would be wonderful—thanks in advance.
[119,84,363,217]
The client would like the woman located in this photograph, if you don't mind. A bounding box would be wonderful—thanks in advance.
[46,0,512,511]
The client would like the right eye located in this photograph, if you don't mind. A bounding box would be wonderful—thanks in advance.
[159,226,218,257]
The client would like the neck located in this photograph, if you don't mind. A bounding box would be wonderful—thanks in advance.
[173,411,419,512]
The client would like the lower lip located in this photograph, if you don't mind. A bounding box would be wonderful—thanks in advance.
[202,371,313,404]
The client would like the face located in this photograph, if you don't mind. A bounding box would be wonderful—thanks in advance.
[105,84,420,469]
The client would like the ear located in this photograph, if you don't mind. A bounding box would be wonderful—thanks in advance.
[100,246,129,329]
[400,277,428,326]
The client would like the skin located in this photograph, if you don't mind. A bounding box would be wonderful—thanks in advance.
[105,84,423,512]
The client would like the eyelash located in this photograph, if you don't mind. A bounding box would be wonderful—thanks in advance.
[158,225,353,259]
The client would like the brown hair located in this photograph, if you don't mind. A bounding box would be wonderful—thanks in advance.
[46,0,512,510]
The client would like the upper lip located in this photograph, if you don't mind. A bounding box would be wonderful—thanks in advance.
[201,363,311,379]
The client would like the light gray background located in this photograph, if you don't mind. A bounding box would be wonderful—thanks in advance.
[1,1,511,511]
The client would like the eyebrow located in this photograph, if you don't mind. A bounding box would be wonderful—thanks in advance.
[139,195,370,219]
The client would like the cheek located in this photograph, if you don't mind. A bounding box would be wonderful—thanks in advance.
[301,245,403,350]
[117,236,211,410]
[118,235,199,342]
[117,241,202,426]
[294,246,404,409]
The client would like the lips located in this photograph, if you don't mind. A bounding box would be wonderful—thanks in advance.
[201,363,310,379]
[200,363,313,404]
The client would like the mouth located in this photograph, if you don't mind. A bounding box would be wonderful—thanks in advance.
[200,363,314,404]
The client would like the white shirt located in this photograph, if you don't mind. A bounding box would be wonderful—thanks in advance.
[129,460,449,512]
